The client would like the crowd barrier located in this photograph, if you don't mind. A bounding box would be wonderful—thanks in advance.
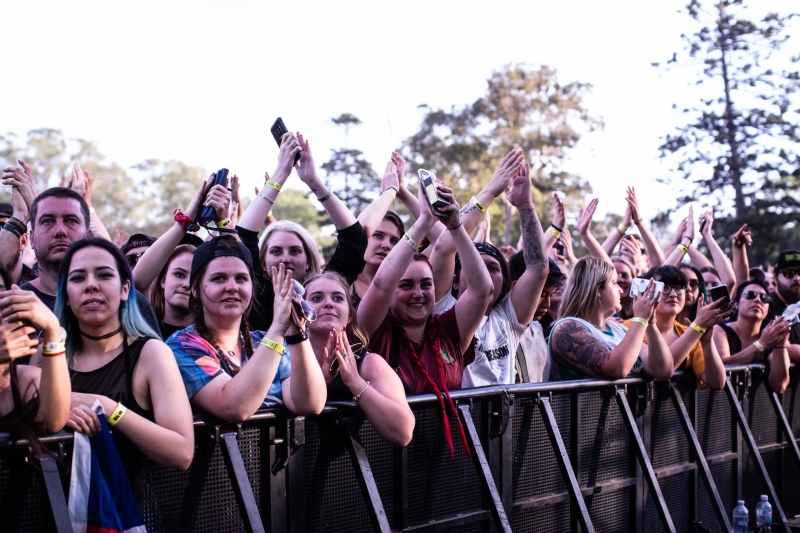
[2,364,799,533]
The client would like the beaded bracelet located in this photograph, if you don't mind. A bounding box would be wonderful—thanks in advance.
[353,381,371,404]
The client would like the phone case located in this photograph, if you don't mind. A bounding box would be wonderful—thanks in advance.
[418,169,449,217]
[198,168,229,226]
[270,117,301,164]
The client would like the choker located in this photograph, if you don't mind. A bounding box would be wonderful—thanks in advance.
[80,326,123,341]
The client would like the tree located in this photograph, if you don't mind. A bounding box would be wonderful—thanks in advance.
[321,114,380,219]
[403,64,602,245]
[656,0,799,265]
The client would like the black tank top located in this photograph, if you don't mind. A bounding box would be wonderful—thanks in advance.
[719,323,769,362]
[326,350,367,401]
[0,363,24,422]
[70,336,156,499]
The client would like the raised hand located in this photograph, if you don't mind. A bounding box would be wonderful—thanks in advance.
[552,193,565,230]
[68,162,87,197]
[230,174,242,219]
[332,328,364,392]
[294,133,318,184]
[699,211,713,237]
[561,229,578,265]
[760,317,792,349]
[184,174,216,221]
[684,205,696,242]
[391,152,407,191]
[485,149,524,198]
[731,224,752,247]
[577,198,599,236]
[632,279,659,323]
[277,132,302,179]
[2,159,37,223]
[270,263,296,335]
[693,295,735,330]
[625,187,641,225]
[321,327,339,385]
[113,228,129,248]
[672,217,688,246]
[506,162,533,209]
[432,185,461,230]
[381,160,399,193]
[203,177,232,224]
[0,285,62,336]
[0,321,39,364]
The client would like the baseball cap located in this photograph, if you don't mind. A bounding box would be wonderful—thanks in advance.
[775,250,800,273]
[190,235,253,284]
[121,233,157,255]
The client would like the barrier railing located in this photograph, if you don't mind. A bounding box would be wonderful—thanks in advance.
[2,364,799,533]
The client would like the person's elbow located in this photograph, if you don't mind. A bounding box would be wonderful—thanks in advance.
[42,411,70,434]
[171,443,195,471]
[385,409,415,447]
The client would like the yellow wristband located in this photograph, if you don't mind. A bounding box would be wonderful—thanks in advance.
[266,180,282,192]
[677,244,689,254]
[260,337,285,355]
[546,227,561,239]
[403,233,422,252]
[631,317,649,328]
[617,224,629,234]
[689,322,706,335]
[217,218,232,228]
[470,196,487,214]
[43,341,66,354]
[382,188,397,200]
[107,402,127,427]
[753,340,766,353]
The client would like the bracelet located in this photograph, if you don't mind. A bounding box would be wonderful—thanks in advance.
[6,217,27,233]
[43,341,66,355]
[775,345,788,350]
[550,223,563,233]
[681,236,692,246]
[689,322,706,335]
[753,340,766,353]
[265,180,282,192]
[259,193,275,205]
[42,350,65,358]
[107,402,127,427]
[447,222,463,231]
[353,380,371,404]
[316,190,333,202]
[285,330,308,345]
[260,337,285,355]
[173,209,200,232]
[546,227,561,239]
[382,187,397,200]
[217,218,232,228]
[617,224,629,234]
[2,222,23,239]
[677,244,689,254]
[470,196,487,214]
[403,233,422,252]
[631,317,649,328]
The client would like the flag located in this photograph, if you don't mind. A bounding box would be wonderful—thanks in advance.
[68,400,147,533]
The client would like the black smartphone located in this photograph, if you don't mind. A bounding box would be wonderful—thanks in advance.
[699,218,707,233]
[198,168,229,226]
[270,117,301,164]
[418,169,450,218]
[708,284,731,311]
[553,241,565,256]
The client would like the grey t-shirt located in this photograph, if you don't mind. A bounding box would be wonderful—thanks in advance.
[516,321,551,383]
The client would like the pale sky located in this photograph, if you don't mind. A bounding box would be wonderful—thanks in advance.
[2,0,797,226]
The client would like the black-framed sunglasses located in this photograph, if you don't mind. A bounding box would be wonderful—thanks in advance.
[687,280,701,290]
[125,252,145,268]
[742,291,771,303]
[781,269,799,280]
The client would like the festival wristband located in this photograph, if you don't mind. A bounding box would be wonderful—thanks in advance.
[469,196,487,214]
[677,244,689,254]
[107,403,127,427]
[260,337,285,355]
[42,351,65,358]
[753,340,766,353]
[217,218,232,228]
[265,180,282,192]
[689,322,706,335]
[631,317,649,328]
[403,233,422,252]
[546,227,561,239]
[382,188,397,200]
[316,190,333,202]
[617,224,629,234]
[43,341,66,355]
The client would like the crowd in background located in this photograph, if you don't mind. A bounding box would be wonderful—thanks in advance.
[0,128,798,472]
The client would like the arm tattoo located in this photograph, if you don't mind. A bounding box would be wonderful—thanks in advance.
[553,320,612,377]
[518,206,546,271]
[459,204,478,217]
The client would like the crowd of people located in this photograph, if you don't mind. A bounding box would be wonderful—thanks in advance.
[0,129,798,477]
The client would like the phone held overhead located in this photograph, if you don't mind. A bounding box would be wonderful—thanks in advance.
[418,168,450,218]
[270,117,301,164]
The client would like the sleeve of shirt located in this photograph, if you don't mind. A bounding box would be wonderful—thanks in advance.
[167,330,223,399]
[323,221,368,284]
[433,293,457,315]
[236,226,265,278]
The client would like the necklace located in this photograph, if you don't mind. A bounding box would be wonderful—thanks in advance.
[80,326,123,341]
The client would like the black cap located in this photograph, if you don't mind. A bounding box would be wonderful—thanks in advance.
[190,236,253,284]
[121,233,157,254]
[0,202,13,218]
[179,233,205,247]
[774,250,800,272]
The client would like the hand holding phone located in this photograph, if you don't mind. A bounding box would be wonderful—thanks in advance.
[708,284,732,312]
[418,169,450,218]
[630,277,664,300]
[270,117,301,164]
[198,169,229,227]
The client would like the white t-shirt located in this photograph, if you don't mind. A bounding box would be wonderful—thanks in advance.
[433,292,527,388]
[516,321,550,383]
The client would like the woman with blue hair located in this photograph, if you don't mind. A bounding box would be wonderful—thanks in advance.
[54,238,194,482]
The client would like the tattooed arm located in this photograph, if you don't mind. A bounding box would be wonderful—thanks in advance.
[508,163,549,326]
[430,150,523,302]
[550,319,648,379]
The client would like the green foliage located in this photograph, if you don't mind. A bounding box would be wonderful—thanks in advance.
[402,63,601,244]
[656,0,800,264]
[271,188,323,230]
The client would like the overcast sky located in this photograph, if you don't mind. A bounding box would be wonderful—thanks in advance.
[3,0,796,225]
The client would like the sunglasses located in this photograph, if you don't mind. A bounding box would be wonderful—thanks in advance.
[687,280,701,290]
[125,252,145,267]
[742,291,771,303]
[292,280,317,322]
[781,269,799,280]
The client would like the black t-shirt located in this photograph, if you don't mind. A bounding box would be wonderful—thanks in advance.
[764,291,800,345]
[159,322,184,342]
[18,282,162,338]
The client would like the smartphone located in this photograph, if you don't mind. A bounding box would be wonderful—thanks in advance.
[630,277,664,300]
[553,241,565,256]
[418,169,450,217]
[699,218,707,233]
[708,284,731,311]
[198,168,229,227]
[270,117,301,164]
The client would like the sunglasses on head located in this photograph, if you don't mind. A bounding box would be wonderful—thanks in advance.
[742,291,770,303]
[781,269,799,280]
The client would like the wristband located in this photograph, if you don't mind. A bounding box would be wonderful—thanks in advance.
[42,350,65,358]
[546,227,561,239]
[173,209,200,232]
[353,380,371,404]
[259,193,275,205]
[753,340,766,353]
[617,224,629,234]
[470,196,487,214]
[403,233,422,252]
[631,317,649,328]
[774,345,788,350]
[382,188,397,200]
[285,330,308,345]
[107,402,127,427]
[6,217,27,233]
[217,218,232,228]
[689,322,706,335]
[43,341,66,355]
[2,222,23,239]
[260,337,285,355]
[265,180,282,192]
[677,244,689,254]
[550,223,563,233]
[681,236,692,246]
[447,222,463,231]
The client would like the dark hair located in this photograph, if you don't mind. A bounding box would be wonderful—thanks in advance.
[699,266,721,279]
[189,236,256,358]
[453,242,511,307]
[151,244,197,322]
[679,264,707,320]
[748,268,767,282]
[30,188,90,230]
[382,211,405,238]
[54,238,159,363]
[734,278,769,303]
[508,253,566,289]
[641,265,688,286]
[0,262,10,289]
[304,271,370,352]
